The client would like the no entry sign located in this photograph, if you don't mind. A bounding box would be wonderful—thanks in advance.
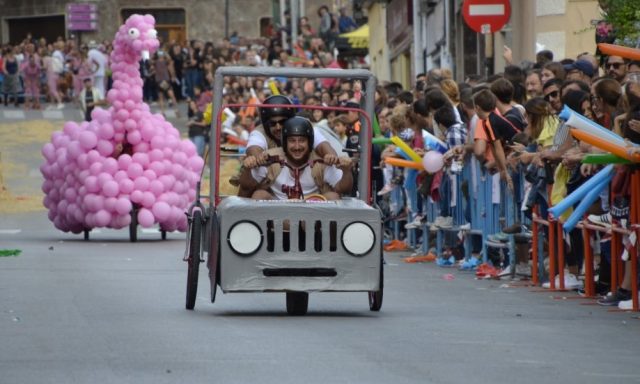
[462,0,511,34]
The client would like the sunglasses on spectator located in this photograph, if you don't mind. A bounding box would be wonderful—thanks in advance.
[606,62,624,69]
[544,90,559,101]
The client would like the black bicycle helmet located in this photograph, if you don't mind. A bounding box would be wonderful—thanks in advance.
[282,116,314,158]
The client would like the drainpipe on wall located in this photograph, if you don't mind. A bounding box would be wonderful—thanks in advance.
[442,0,452,71]
[412,0,423,84]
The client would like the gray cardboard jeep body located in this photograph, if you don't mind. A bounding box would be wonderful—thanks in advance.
[218,196,381,292]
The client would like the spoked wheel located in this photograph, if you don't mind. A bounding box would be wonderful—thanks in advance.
[185,210,203,310]
[129,208,138,243]
[368,258,384,311]
[286,292,309,316]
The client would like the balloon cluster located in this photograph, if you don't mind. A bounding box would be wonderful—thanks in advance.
[40,14,204,234]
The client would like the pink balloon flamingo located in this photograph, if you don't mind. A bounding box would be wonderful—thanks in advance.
[41,14,204,235]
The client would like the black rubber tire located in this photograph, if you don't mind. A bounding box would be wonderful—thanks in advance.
[286,292,309,316]
[129,209,138,243]
[368,259,384,311]
[186,210,203,310]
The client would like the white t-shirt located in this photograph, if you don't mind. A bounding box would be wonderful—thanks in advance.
[251,164,343,200]
[88,48,107,77]
[247,126,328,151]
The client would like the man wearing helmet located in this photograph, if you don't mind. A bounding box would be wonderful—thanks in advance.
[239,116,352,200]
[237,94,341,197]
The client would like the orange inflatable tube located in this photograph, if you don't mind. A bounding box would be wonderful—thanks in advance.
[225,135,248,146]
[384,157,424,170]
[570,128,640,162]
[597,43,640,61]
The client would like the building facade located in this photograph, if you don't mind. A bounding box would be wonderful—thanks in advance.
[0,0,339,45]
[366,0,601,88]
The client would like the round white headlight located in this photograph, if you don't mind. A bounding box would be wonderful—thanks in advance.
[341,222,375,256]
[228,221,262,255]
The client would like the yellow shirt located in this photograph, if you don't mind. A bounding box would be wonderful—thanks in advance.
[536,115,558,148]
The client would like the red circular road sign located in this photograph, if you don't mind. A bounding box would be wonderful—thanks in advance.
[462,0,511,34]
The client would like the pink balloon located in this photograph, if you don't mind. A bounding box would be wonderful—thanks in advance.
[104,197,118,211]
[67,141,83,160]
[84,176,100,193]
[188,156,204,171]
[149,149,164,162]
[142,169,157,181]
[124,118,137,131]
[131,190,144,204]
[103,180,119,197]
[114,170,128,181]
[124,100,136,111]
[132,152,149,167]
[133,142,150,153]
[98,123,114,140]
[42,143,56,161]
[149,179,164,196]
[422,151,444,174]
[127,130,142,145]
[119,178,135,194]
[118,154,133,170]
[152,201,171,221]
[141,191,156,208]
[95,210,112,227]
[87,150,101,164]
[138,208,154,227]
[116,109,129,121]
[115,197,132,215]
[97,140,115,157]
[150,136,166,150]
[133,176,150,191]
[79,131,98,150]
[127,162,144,179]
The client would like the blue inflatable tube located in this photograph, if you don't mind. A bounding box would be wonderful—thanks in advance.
[562,176,612,232]
[559,106,626,146]
[395,147,412,160]
[548,164,614,218]
[422,130,448,154]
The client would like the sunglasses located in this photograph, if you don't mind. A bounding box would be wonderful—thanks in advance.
[544,90,559,101]
[268,118,287,127]
[606,62,624,69]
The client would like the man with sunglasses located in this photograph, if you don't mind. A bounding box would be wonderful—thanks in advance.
[605,55,627,84]
[238,95,340,197]
[543,78,563,114]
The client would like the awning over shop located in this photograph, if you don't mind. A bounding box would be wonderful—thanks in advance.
[336,24,369,57]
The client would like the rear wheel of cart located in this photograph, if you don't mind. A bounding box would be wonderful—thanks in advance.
[368,259,384,311]
[185,210,203,310]
[129,208,138,243]
[286,292,309,315]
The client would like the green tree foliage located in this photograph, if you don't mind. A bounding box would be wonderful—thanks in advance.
[600,0,640,46]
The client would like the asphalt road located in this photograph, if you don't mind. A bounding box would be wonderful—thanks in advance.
[1,105,640,384]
